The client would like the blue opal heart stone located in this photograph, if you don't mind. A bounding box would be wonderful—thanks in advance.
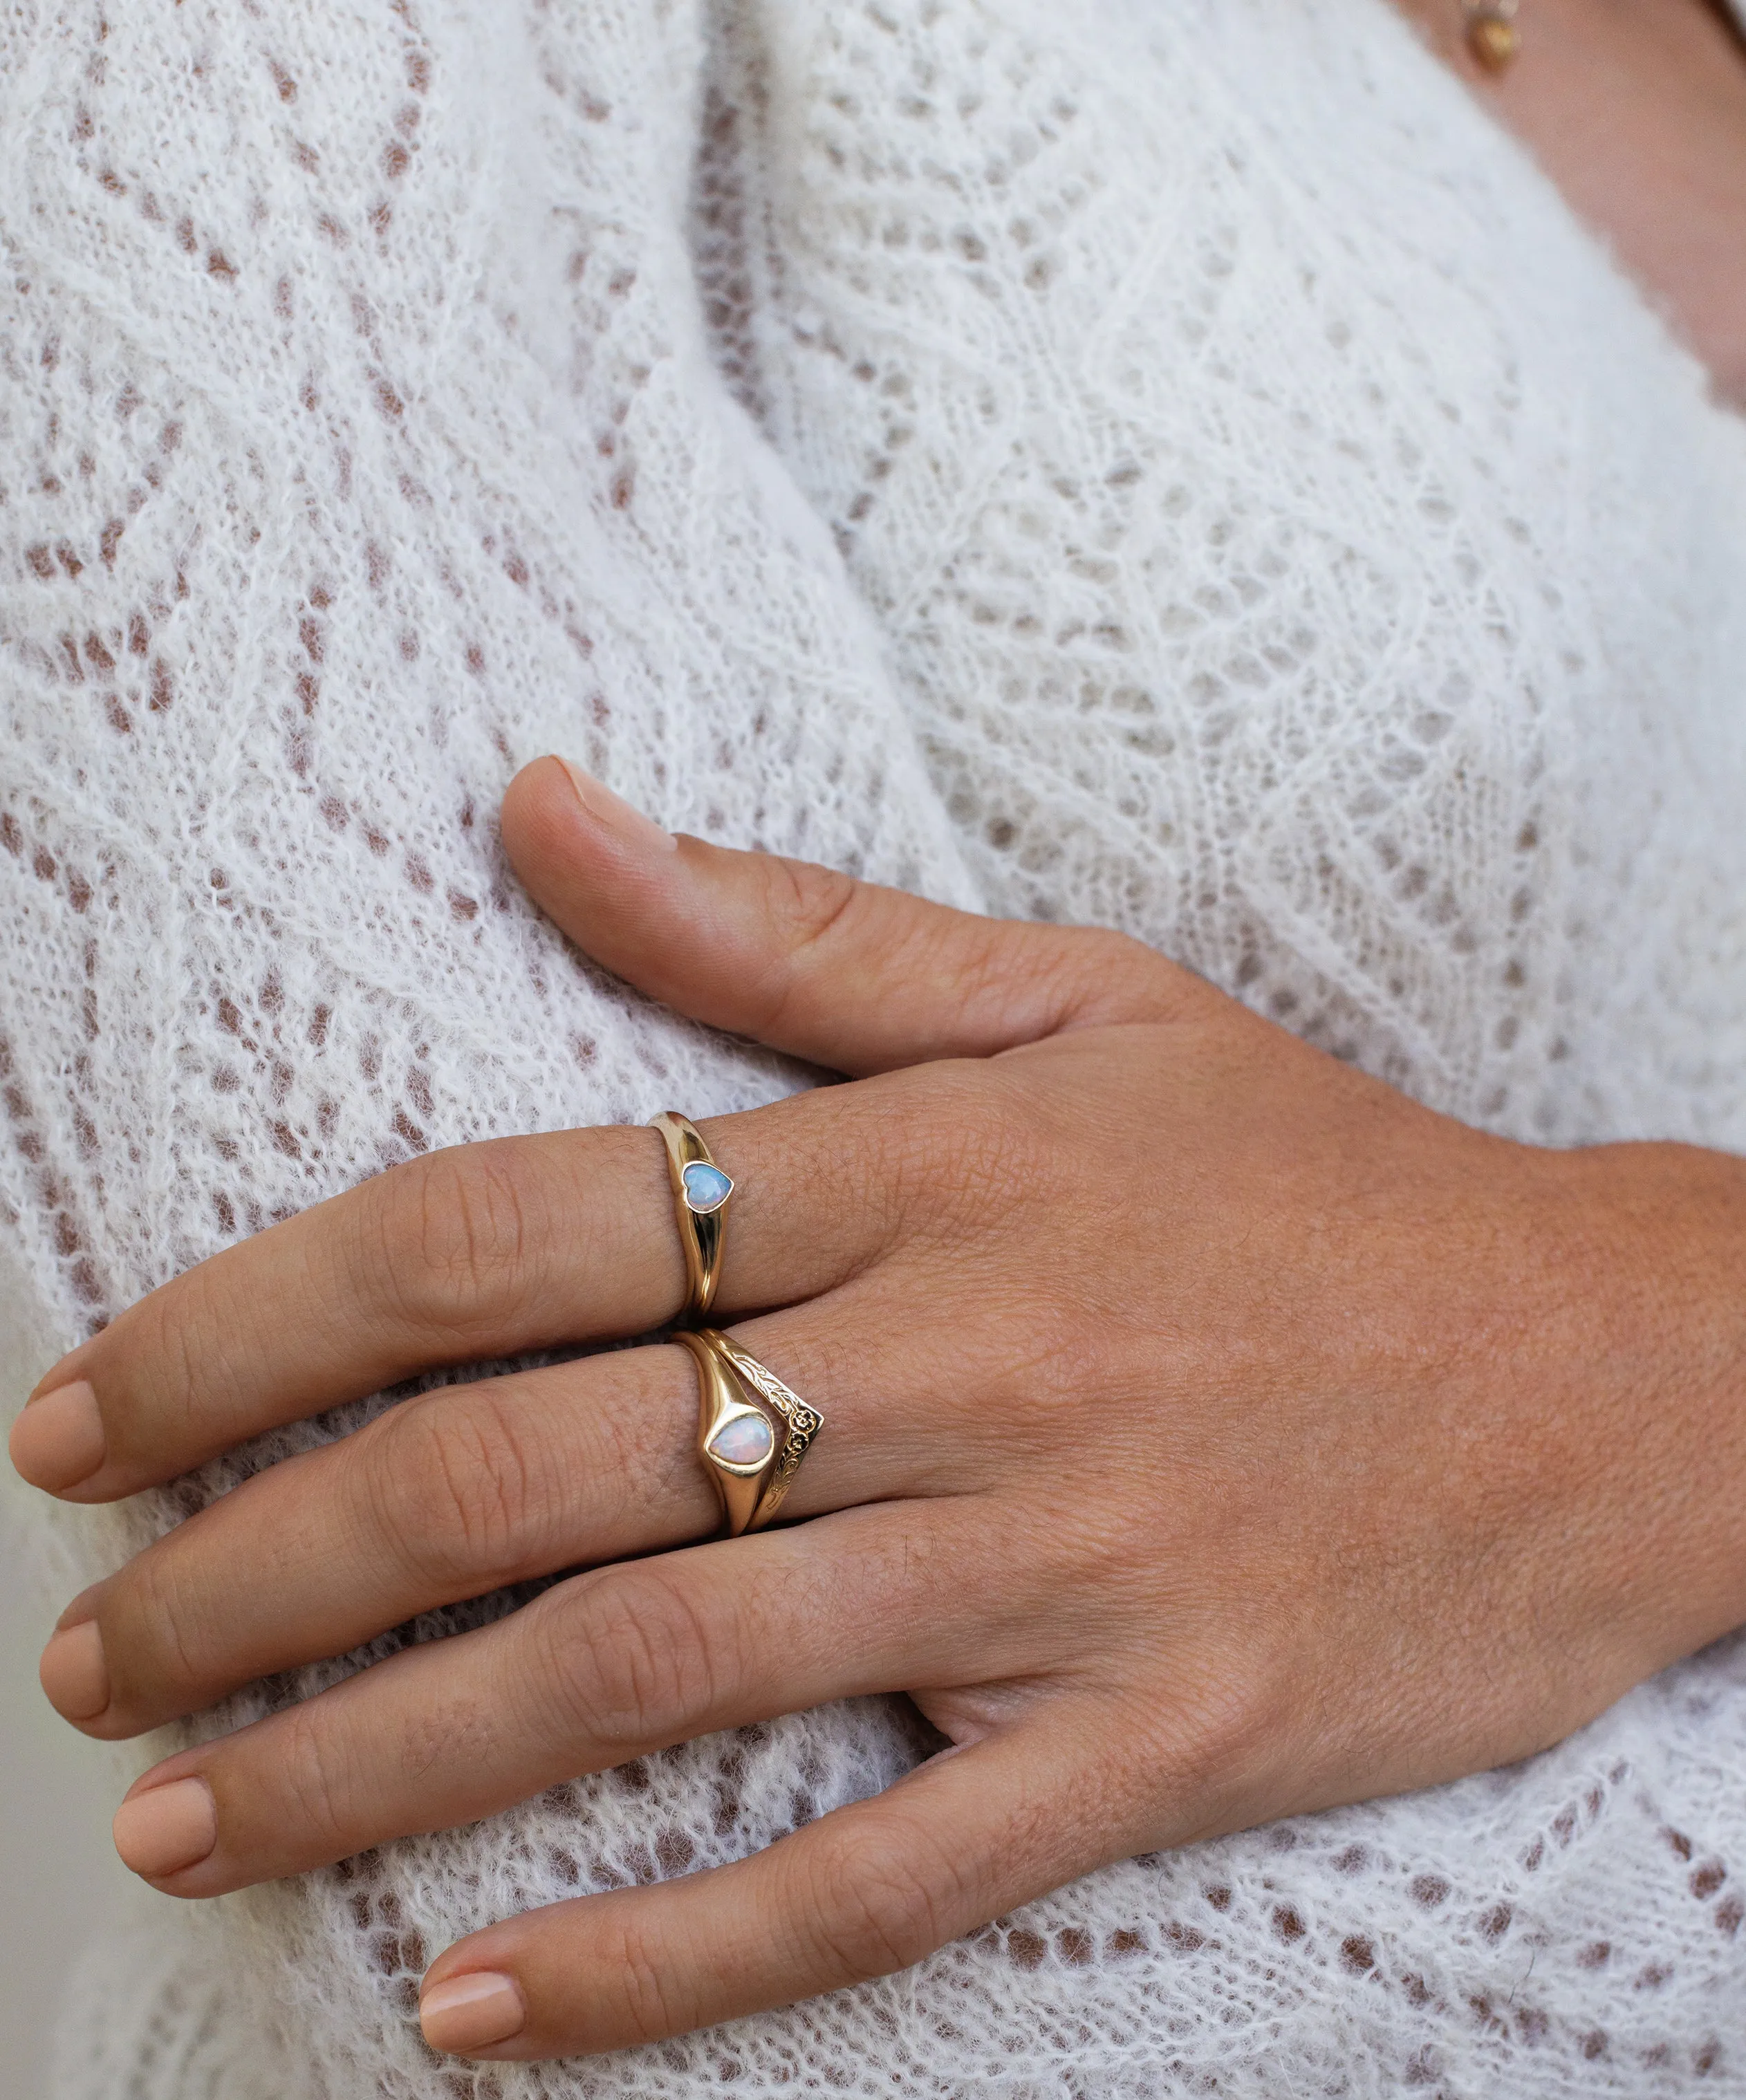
[680,1160,734,1214]
[707,1411,773,1467]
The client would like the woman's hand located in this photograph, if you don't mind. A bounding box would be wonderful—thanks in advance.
[13,756,1746,2062]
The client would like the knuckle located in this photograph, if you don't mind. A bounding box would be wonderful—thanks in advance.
[1072,924,1158,984]
[115,1269,230,1458]
[599,1916,688,2045]
[275,1697,361,1850]
[761,855,862,957]
[355,1390,544,1589]
[1048,924,1187,1026]
[535,1566,723,1754]
[364,1140,545,1337]
[802,1817,957,1980]
[750,858,864,1032]
[106,1550,207,1714]
[949,920,1151,1032]
[897,1063,1046,1229]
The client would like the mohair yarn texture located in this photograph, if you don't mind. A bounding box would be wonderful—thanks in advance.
[4,0,1746,2093]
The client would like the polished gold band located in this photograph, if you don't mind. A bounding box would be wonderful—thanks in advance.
[650,1111,734,1324]
[679,1328,823,1537]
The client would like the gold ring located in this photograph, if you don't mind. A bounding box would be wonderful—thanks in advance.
[650,1111,734,1324]
[678,1329,823,1537]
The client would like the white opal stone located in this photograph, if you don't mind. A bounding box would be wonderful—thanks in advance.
[681,1161,734,1214]
[708,1411,774,1467]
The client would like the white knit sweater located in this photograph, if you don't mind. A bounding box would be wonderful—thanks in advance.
[3,1,1745,2093]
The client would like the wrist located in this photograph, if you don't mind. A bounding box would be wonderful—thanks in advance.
[1548,1137,1746,1672]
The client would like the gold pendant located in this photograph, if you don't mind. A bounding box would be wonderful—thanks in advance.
[1465,3,1521,73]
[1469,16,1521,72]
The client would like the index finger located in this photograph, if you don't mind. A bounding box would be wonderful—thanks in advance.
[8,1079,917,1502]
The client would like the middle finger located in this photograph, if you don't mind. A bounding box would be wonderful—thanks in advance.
[19,1072,940,1503]
[42,1297,987,1739]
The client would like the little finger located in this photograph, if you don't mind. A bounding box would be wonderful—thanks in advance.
[416,1716,1112,2059]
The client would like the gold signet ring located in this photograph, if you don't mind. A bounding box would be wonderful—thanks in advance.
[651,1111,734,1325]
[678,1329,823,1537]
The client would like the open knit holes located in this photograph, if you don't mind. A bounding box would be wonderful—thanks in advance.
[0,806,119,1317]
[694,70,772,425]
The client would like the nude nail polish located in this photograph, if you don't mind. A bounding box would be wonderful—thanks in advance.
[112,1776,218,1879]
[39,1620,110,1720]
[555,756,677,854]
[8,1379,106,1492]
[419,1971,527,2054]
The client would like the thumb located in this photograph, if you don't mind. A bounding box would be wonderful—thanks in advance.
[498,757,1188,1076]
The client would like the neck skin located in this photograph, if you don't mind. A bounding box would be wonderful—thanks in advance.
[1390,0,1746,405]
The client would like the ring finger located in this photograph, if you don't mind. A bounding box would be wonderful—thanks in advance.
[104,1494,1048,1898]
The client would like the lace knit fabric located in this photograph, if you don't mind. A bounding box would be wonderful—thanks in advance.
[4,1,1746,2093]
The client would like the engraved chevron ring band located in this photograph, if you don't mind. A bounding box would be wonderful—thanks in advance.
[651,1111,734,1324]
[678,1328,824,1537]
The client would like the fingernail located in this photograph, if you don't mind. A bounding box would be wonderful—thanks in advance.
[8,1379,106,1492]
[112,1776,218,1879]
[555,756,676,854]
[40,1621,110,1720]
[419,1971,526,2054]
